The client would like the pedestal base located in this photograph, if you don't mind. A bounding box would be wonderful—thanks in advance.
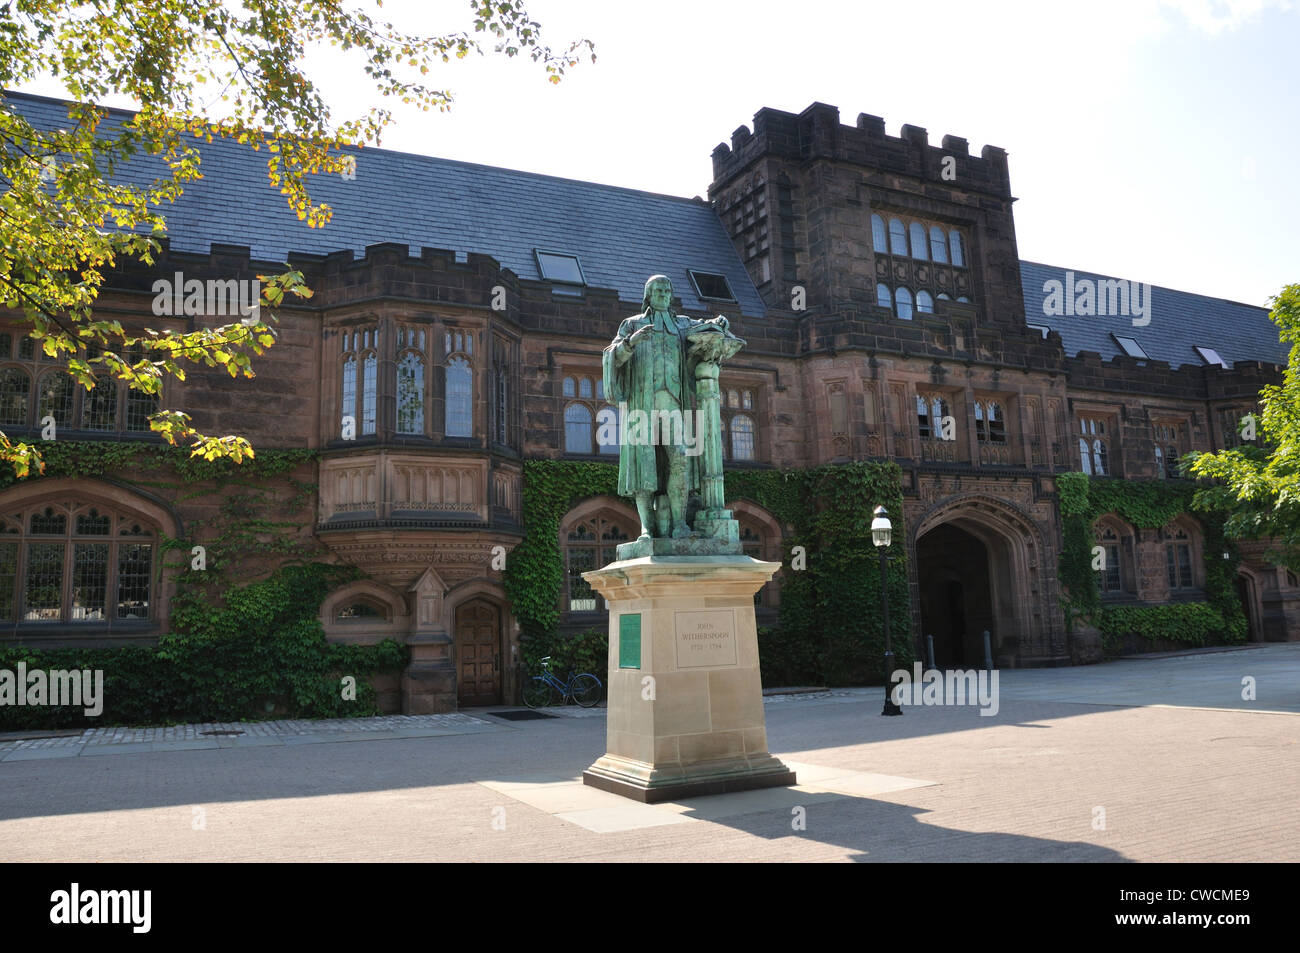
[580,554,795,802]
[583,753,796,803]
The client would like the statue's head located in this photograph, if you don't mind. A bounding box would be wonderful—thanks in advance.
[643,275,673,313]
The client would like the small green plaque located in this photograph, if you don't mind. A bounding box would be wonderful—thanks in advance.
[619,613,642,670]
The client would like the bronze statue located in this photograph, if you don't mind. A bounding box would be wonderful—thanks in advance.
[602,275,744,548]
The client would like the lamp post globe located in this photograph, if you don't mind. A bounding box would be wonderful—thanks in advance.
[871,505,892,548]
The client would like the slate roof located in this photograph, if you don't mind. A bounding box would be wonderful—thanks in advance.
[9,92,1285,363]
[1019,261,1285,370]
[6,91,765,315]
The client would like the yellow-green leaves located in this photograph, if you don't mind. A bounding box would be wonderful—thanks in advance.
[0,1,591,474]
[1190,285,1300,567]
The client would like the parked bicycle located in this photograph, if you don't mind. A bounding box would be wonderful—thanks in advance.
[521,656,603,709]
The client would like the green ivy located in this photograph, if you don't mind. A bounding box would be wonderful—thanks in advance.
[1095,602,1226,652]
[0,563,407,730]
[504,460,914,687]
[0,440,407,729]
[519,627,608,682]
[503,460,617,640]
[1056,473,1246,647]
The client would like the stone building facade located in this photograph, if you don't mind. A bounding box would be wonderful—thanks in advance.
[2,92,1294,712]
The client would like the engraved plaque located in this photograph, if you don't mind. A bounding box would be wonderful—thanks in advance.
[619,613,641,670]
[675,609,737,668]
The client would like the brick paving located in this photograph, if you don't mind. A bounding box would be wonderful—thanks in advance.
[0,713,503,758]
[0,645,1296,862]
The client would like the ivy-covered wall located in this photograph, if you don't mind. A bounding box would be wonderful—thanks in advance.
[504,459,914,687]
[1056,472,1247,651]
[0,442,407,729]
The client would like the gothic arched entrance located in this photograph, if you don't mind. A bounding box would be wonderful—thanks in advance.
[912,494,1058,667]
[916,524,991,667]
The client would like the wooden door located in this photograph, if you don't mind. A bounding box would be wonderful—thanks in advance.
[455,600,500,706]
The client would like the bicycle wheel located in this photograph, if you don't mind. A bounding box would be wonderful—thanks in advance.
[522,677,557,709]
[570,673,603,708]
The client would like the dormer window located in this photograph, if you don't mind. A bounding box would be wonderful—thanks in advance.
[1195,346,1227,368]
[1113,335,1149,360]
[535,250,585,285]
[687,270,736,302]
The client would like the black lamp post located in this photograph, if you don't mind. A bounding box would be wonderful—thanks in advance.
[872,505,903,716]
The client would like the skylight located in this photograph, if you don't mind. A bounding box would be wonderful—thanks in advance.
[1113,335,1149,360]
[1195,346,1228,368]
[687,270,736,302]
[535,250,585,285]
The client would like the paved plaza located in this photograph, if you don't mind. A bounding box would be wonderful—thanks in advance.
[1,645,1296,862]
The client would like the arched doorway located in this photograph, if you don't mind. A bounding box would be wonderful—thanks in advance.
[911,494,1056,667]
[916,524,993,667]
[455,599,501,706]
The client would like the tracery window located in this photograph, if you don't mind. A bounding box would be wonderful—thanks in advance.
[929,226,948,263]
[871,216,967,279]
[871,215,888,253]
[563,513,633,612]
[1161,525,1196,590]
[1096,527,1123,594]
[1078,416,1110,476]
[895,287,913,321]
[731,415,755,461]
[909,222,928,261]
[340,327,378,437]
[0,332,154,435]
[1219,406,1253,450]
[722,388,757,461]
[917,394,951,440]
[1153,422,1181,479]
[974,401,1006,443]
[0,503,154,623]
[396,327,426,435]
[445,330,474,438]
[564,403,593,454]
[949,230,965,267]
[889,217,908,256]
[561,375,614,454]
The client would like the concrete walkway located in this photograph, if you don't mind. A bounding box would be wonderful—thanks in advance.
[1,645,1296,862]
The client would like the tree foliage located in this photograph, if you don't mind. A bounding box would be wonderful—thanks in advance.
[1189,285,1300,568]
[0,0,592,474]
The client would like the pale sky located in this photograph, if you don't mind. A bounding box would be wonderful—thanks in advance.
[15,0,1300,307]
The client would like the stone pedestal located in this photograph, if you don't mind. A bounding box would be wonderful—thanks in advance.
[402,633,456,713]
[581,555,796,802]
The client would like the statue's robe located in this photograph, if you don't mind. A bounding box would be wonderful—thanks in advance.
[602,308,703,500]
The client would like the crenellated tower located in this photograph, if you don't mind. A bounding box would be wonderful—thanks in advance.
[708,102,1028,354]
